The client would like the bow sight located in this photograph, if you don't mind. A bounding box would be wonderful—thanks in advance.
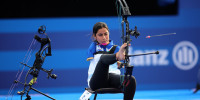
[13,25,57,100]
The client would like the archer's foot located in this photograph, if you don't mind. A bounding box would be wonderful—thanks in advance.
[116,43,130,61]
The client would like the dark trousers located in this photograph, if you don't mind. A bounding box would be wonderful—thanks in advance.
[89,54,136,100]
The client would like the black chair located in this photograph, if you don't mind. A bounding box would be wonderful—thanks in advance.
[85,88,123,100]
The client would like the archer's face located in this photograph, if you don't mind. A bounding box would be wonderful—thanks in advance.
[94,28,110,45]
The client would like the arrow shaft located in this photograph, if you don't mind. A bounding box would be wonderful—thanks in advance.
[150,33,176,37]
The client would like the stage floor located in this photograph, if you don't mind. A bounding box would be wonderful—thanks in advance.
[1,89,200,100]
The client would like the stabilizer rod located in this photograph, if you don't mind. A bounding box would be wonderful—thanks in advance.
[128,51,159,57]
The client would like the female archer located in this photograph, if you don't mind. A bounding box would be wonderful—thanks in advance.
[87,22,136,100]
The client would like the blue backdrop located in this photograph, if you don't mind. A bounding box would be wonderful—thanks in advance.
[0,0,200,94]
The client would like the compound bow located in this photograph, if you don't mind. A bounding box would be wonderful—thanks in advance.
[117,0,159,89]
[8,25,57,100]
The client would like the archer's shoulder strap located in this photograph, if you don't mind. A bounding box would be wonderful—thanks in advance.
[109,45,117,54]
